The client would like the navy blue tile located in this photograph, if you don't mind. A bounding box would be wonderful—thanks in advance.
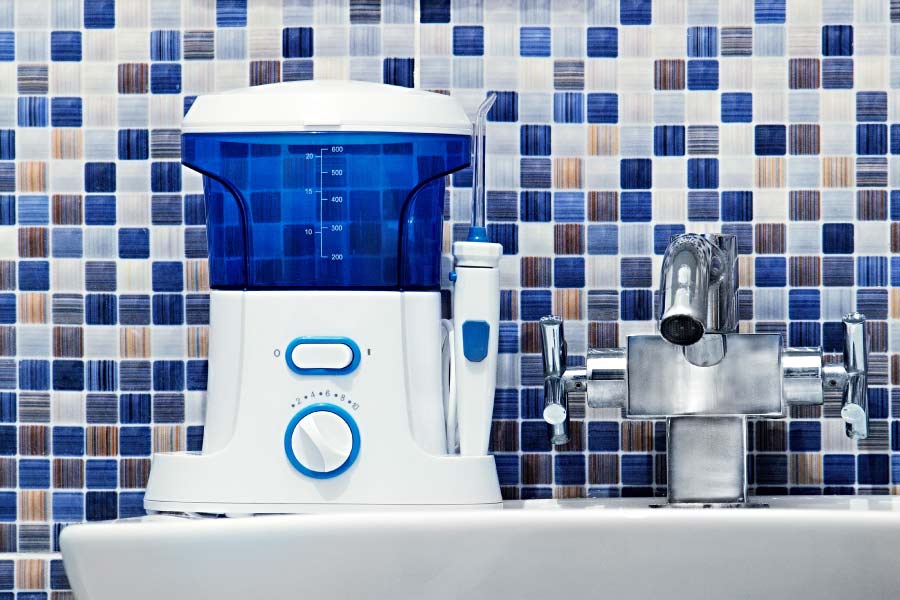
[186,360,208,391]
[857,288,888,319]
[49,559,69,590]
[858,256,887,286]
[119,492,146,518]
[0,427,15,455]
[520,125,551,156]
[0,132,12,160]
[187,426,204,452]
[755,0,785,23]
[554,454,585,485]
[52,427,84,457]
[588,422,619,452]
[586,93,618,123]
[118,228,150,259]
[19,459,50,489]
[620,159,651,189]
[687,26,717,57]
[85,294,117,325]
[687,60,718,90]
[822,25,853,56]
[383,57,414,88]
[857,124,887,155]
[216,0,247,27]
[18,262,50,291]
[822,223,854,254]
[789,322,820,347]
[84,0,115,29]
[20,361,50,391]
[0,296,13,325]
[520,290,551,321]
[554,257,584,288]
[621,455,652,485]
[891,126,900,155]
[755,257,787,287]
[85,459,117,489]
[587,27,618,57]
[755,125,786,155]
[120,394,151,424]
[620,191,651,222]
[282,27,313,58]
[151,262,183,292]
[721,191,753,221]
[521,421,551,452]
[118,129,149,160]
[150,64,181,94]
[654,125,685,156]
[858,454,889,485]
[50,31,81,62]
[620,290,653,320]
[53,360,84,391]
[120,427,151,456]
[0,394,14,422]
[789,421,821,452]
[85,360,117,392]
[85,491,117,521]
[653,224,686,254]
[687,158,718,188]
[152,294,184,325]
[620,0,651,25]
[0,196,12,224]
[84,163,116,193]
[755,455,787,485]
[488,224,517,254]
[487,91,518,122]
[453,26,484,56]
[788,289,820,319]
[420,0,450,23]
[84,195,115,225]
[520,27,551,57]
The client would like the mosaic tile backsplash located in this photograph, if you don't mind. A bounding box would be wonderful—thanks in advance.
[3,0,900,593]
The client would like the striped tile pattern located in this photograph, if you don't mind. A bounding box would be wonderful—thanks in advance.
[0,0,899,592]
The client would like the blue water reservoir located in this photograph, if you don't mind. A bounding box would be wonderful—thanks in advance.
[182,132,470,290]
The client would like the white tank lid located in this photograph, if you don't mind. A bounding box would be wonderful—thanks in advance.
[182,80,473,135]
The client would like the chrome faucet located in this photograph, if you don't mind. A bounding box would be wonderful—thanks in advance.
[539,232,870,505]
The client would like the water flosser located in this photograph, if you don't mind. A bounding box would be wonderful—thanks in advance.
[453,94,503,457]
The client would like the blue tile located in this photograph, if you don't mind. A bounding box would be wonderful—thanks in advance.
[85,360,117,392]
[687,26,717,57]
[19,459,50,489]
[554,454,585,485]
[520,125,551,156]
[120,427,151,456]
[118,129,149,160]
[49,559,69,590]
[150,30,180,61]
[755,125,786,155]
[586,93,618,123]
[620,191,651,222]
[120,394,151,424]
[487,91,518,122]
[520,27,551,57]
[755,455,787,485]
[453,26,483,56]
[520,290,552,321]
[687,191,718,221]
[553,191,584,221]
[0,296,13,325]
[118,228,150,259]
[822,58,853,89]
[84,0,115,29]
[0,196,12,224]
[620,159,651,189]
[554,257,584,288]
[0,132,12,160]
[18,262,50,291]
[857,91,887,122]
[119,492,146,518]
[721,191,753,221]
[0,32,12,61]
[687,158,718,188]
[52,229,82,258]
[858,256,888,286]
[50,31,81,61]
[0,427,15,455]
[53,360,84,391]
[0,394,14,422]
[789,322,820,347]
[283,60,313,82]
[85,294,117,325]
[857,288,888,319]
[822,256,854,286]
[822,25,853,56]
[520,158,551,188]
[150,63,182,94]
[216,0,247,27]
[789,421,821,452]
[187,426,204,451]
[0,563,11,589]
[755,0,785,23]
[383,57,414,88]
[620,290,653,320]
[788,289,820,319]
[588,224,618,254]
[587,27,617,57]
[52,427,84,457]
[620,0,651,25]
[621,257,652,287]
[152,294,184,325]
[755,257,786,287]
[521,421,551,452]
[151,162,181,192]
[687,60,718,90]
[18,195,48,225]
[0,494,13,522]
[654,125,685,156]
[85,491,117,521]
[186,360,208,391]
[858,454,889,485]
[86,460,117,489]
[890,126,900,155]
[17,97,48,127]
[282,27,313,58]
[654,224,686,254]
[84,195,116,225]
[588,422,619,452]
[553,92,583,123]
[822,223,854,254]
[84,163,116,193]
[492,389,518,419]
[857,124,887,155]
[52,493,83,522]
[420,0,450,23]
[621,455,652,485]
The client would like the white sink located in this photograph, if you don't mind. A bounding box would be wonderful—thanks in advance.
[61,497,900,600]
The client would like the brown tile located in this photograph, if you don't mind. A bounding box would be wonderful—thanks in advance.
[556,420,584,452]
[120,327,151,358]
[822,156,853,187]
[520,256,551,287]
[18,293,48,324]
[788,58,819,89]
[587,126,618,156]
[19,425,49,456]
[588,454,619,485]
[250,60,281,86]
[754,420,786,452]
[120,458,151,488]
[754,223,785,254]
[789,256,820,287]
[17,162,46,192]
[553,289,582,320]
[18,490,46,522]
[755,157,785,188]
[53,458,84,489]
[86,426,119,457]
[51,129,83,159]
[0,326,15,356]
[587,191,618,221]
[521,454,552,485]
[553,158,582,189]
[18,227,48,258]
[621,421,654,452]
[153,425,185,453]
[857,189,888,220]
[788,124,819,155]
[553,223,584,254]
[118,63,149,93]
[654,59,685,90]
[53,326,83,358]
[789,190,820,221]
[0,458,16,488]
[588,321,619,348]
[791,454,822,485]
[52,194,83,225]
[16,558,45,589]
[554,486,586,499]
[520,322,539,353]
[489,421,519,452]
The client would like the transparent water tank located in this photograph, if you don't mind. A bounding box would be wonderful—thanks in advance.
[180,81,473,290]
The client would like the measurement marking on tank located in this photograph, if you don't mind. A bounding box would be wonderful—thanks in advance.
[310,146,345,260]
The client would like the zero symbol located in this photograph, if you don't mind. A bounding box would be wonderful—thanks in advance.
[274,349,281,358]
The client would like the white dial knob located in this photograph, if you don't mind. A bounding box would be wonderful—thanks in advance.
[286,408,358,477]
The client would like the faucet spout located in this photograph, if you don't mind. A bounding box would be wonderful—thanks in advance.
[658,233,738,346]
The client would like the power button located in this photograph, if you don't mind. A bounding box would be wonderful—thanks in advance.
[285,337,361,376]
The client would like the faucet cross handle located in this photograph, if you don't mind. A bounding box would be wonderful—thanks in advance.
[539,316,570,445]
[824,313,869,440]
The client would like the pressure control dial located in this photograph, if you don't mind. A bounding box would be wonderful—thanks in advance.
[284,404,360,479]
